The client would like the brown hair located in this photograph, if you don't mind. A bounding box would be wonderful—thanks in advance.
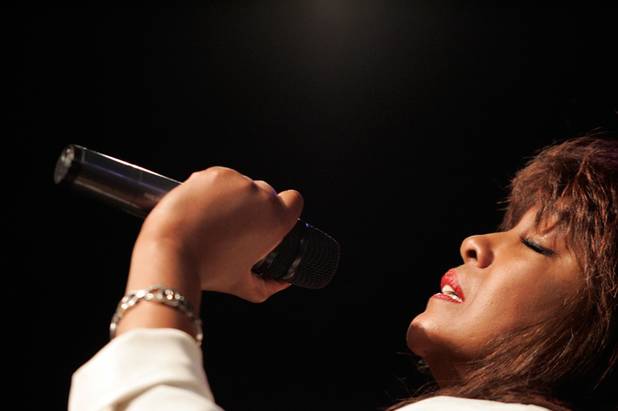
[388,133,618,410]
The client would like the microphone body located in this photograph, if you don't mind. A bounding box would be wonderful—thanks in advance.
[55,144,339,289]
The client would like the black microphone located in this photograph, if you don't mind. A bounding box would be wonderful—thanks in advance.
[54,144,339,289]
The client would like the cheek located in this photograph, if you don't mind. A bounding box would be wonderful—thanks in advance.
[480,274,572,322]
[455,276,569,346]
[464,282,545,330]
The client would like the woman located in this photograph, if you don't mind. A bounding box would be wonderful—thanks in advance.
[68,134,617,411]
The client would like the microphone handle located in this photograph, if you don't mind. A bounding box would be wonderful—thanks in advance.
[54,144,339,289]
[55,144,183,218]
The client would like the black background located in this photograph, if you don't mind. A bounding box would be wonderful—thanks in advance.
[12,3,618,410]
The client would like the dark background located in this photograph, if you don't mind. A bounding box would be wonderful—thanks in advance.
[12,3,617,410]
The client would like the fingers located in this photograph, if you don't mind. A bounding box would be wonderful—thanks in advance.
[277,189,304,230]
[243,277,293,303]
[253,180,304,233]
[263,279,293,296]
[253,180,277,195]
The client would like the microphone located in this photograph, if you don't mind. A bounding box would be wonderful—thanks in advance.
[54,144,339,289]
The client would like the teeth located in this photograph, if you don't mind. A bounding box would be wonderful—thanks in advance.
[441,284,455,294]
[440,284,463,302]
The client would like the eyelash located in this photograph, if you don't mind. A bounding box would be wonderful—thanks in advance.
[521,237,555,256]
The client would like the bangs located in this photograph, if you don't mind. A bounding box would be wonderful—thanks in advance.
[500,136,618,280]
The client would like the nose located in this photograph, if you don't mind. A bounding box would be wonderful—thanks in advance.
[460,234,494,268]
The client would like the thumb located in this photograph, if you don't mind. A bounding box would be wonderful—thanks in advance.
[277,189,304,230]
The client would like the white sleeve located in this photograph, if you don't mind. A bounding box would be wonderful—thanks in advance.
[68,328,224,411]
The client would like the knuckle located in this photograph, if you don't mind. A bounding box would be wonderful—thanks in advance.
[254,180,277,194]
[189,167,228,180]
[191,166,242,186]
[205,166,233,179]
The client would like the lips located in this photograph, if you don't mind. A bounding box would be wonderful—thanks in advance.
[433,268,465,303]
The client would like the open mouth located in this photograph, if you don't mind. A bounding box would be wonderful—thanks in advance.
[433,269,465,303]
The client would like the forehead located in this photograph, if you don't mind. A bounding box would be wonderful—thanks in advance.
[517,207,558,232]
[516,208,570,249]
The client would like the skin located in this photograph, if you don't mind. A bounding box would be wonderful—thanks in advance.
[115,167,303,339]
[406,208,583,386]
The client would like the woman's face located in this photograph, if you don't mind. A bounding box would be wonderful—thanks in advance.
[407,208,582,383]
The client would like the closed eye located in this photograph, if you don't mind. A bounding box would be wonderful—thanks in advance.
[521,237,555,256]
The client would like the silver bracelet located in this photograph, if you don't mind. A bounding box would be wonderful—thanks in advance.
[109,285,203,346]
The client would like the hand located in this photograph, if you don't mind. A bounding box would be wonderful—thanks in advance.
[129,166,304,303]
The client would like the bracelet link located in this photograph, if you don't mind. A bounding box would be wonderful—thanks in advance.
[110,285,203,346]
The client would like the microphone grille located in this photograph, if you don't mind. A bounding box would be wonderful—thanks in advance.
[251,221,340,289]
[290,223,340,289]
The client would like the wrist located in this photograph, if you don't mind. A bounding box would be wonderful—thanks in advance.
[112,286,202,344]
[115,237,203,339]
[127,235,201,305]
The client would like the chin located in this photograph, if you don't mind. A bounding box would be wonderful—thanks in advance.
[406,312,438,358]
[407,313,464,386]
